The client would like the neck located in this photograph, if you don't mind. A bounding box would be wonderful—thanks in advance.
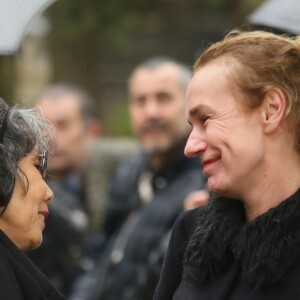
[243,147,300,221]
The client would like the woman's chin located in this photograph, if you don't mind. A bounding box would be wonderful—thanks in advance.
[208,182,230,198]
[207,178,222,194]
[26,235,43,251]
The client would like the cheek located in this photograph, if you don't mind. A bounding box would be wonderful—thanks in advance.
[63,131,85,152]
[220,131,264,178]
[206,118,254,149]
[164,111,186,133]
[130,112,144,132]
[169,102,185,117]
[205,124,228,146]
[29,177,48,199]
[7,181,26,213]
[69,125,84,141]
[175,108,188,124]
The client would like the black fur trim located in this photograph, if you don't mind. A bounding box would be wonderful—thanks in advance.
[184,194,245,283]
[184,189,300,289]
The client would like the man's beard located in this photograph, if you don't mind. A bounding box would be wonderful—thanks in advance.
[139,118,169,134]
[138,118,189,155]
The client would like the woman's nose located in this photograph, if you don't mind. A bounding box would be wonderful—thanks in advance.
[45,184,54,202]
[184,127,207,157]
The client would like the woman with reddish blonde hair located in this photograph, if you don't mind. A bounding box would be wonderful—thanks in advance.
[154,30,300,299]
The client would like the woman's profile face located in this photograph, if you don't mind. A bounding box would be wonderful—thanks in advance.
[185,60,266,199]
[0,150,53,251]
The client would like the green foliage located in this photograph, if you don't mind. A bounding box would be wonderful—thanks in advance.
[47,0,245,52]
[47,0,142,51]
[0,56,15,104]
[107,100,133,137]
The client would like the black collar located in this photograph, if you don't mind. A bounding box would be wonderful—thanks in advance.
[184,189,300,289]
[0,230,64,299]
[145,139,200,182]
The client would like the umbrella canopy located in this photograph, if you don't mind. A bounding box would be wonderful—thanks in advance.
[0,0,57,55]
[248,0,300,35]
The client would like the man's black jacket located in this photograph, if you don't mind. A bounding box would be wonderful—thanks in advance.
[69,143,206,300]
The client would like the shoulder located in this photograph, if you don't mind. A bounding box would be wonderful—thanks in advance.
[165,206,207,263]
[170,205,207,249]
[107,151,146,193]
[153,206,207,300]
[154,206,207,265]
[0,234,23,298]
[116,150,146,173]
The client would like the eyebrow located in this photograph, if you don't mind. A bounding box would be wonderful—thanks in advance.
[188,104,212,116]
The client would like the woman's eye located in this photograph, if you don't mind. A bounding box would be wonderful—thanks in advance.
[200,115,210,125]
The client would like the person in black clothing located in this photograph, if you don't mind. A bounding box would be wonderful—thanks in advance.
[0,97,64,299]
[154,30,300,299]
[68,57,207,300]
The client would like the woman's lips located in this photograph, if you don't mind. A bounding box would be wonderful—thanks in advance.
[202,157,220,172]
[39,211,49,219]
[38,211,49,227]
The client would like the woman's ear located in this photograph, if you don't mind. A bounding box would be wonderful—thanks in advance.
[262,87,286,134]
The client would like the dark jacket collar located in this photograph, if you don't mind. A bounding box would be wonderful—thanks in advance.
[144,138,201,182]
[184,189,300,289]
[0,230,64,299]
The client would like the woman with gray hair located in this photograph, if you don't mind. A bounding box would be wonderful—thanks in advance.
[0,98,64,299]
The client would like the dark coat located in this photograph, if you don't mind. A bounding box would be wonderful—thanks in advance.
[101,147,205,300]
[0,230,64,300]
[154,189,300,300]
[68,142,206,300]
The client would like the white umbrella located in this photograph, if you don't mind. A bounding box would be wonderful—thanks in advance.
[248,0,300,34]
[0,0,57,55]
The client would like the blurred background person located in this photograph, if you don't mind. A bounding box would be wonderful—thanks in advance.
[0,97,64,299]
[68,57,207,300]
[27,83,102,296]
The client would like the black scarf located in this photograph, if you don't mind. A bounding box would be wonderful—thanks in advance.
[184,189,300,289]
[0,230,65,299]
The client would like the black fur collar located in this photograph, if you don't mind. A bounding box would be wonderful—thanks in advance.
[184,189,300,289]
